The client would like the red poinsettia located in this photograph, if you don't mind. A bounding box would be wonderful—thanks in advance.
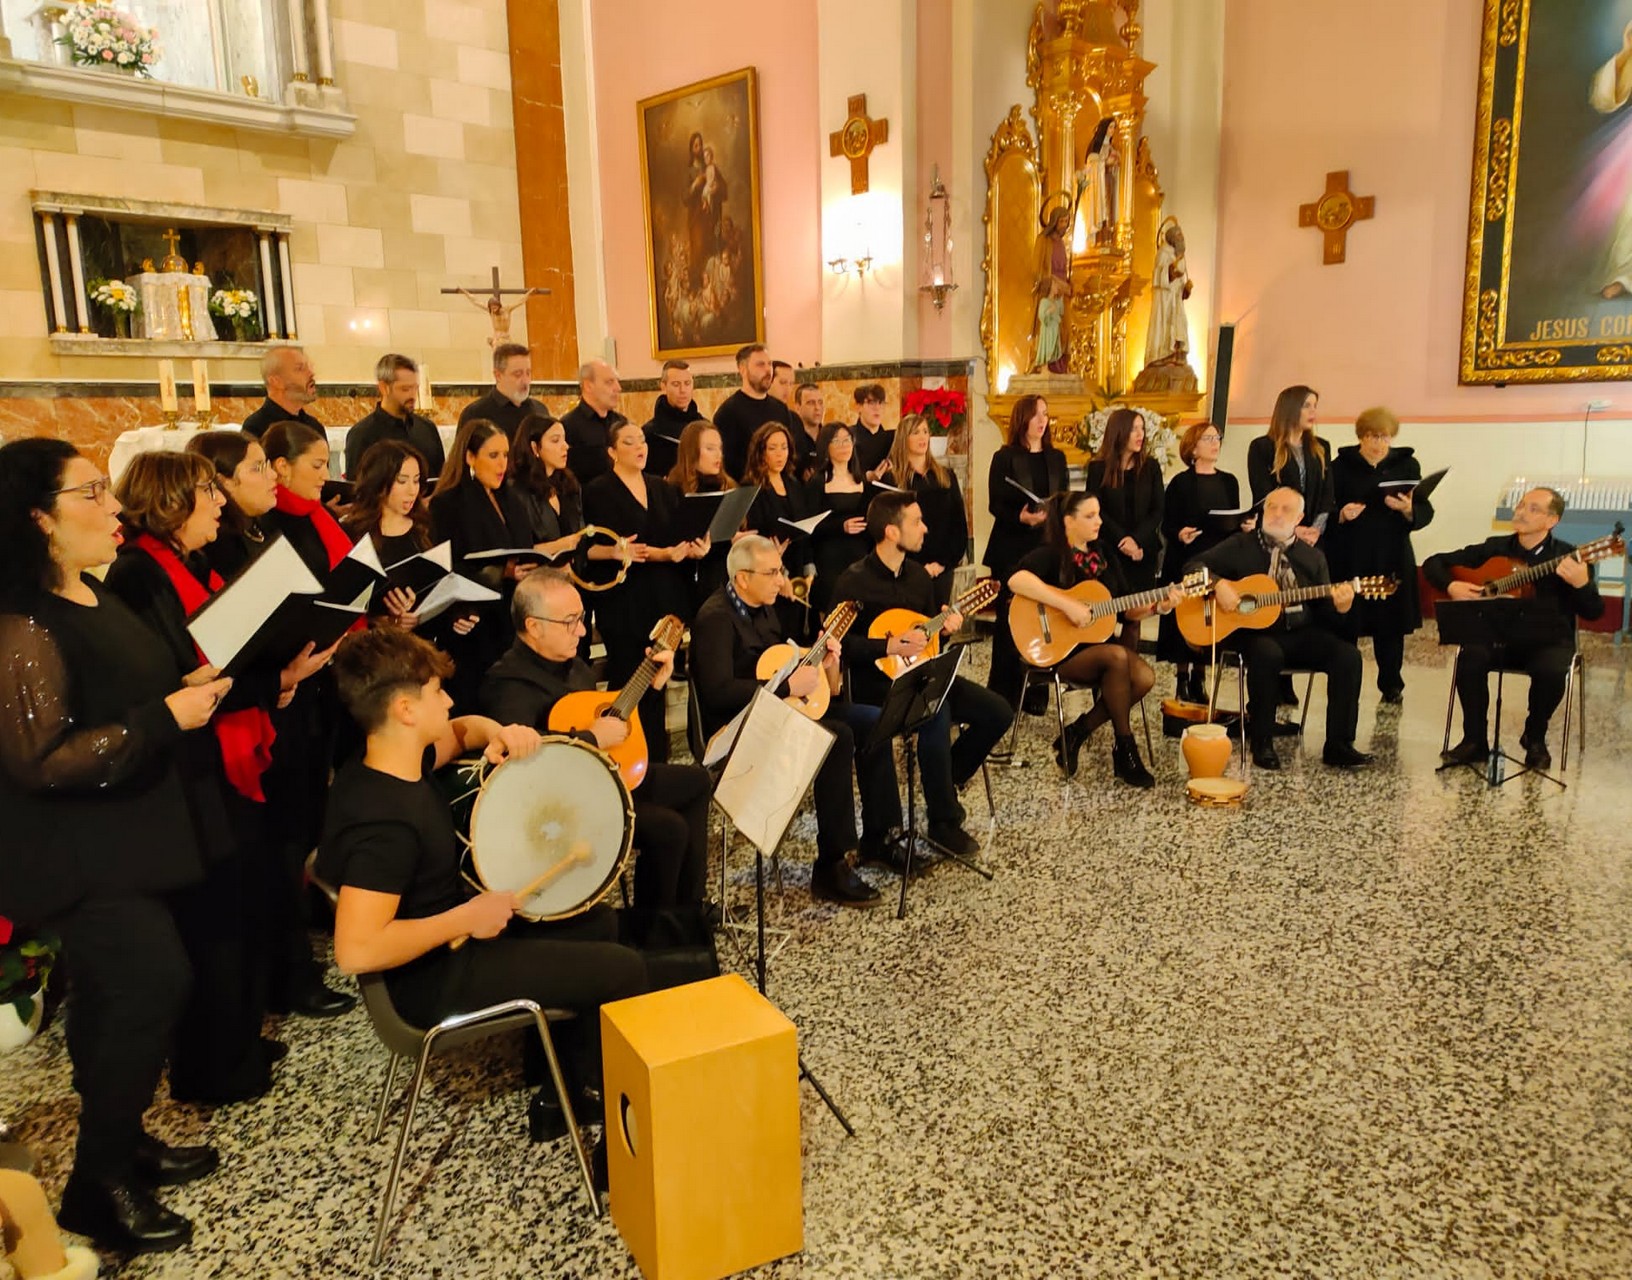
[0,915,11,948]
[902,387,968,434]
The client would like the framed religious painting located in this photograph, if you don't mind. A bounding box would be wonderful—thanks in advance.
[637,67,766,359]
[1462,0,1632,383]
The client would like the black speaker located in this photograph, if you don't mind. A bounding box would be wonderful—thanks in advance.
[1211,323,1235,432]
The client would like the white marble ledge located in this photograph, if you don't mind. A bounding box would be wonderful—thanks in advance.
[0,58,356,140]
[50,336,273,359]
[32,191,292,232]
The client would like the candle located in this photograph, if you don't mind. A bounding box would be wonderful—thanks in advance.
[192,359,211,413]
[418,363,432,411]
[158,359,178,413]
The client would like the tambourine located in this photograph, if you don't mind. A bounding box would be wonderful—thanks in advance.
[565,524,635,593]
[1186,776,1248,808]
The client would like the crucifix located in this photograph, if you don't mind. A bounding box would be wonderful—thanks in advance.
[441,265,550,347]
[829,94,889,195]
[1297,170,1375,265]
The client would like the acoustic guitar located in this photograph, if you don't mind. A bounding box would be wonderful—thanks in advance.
[1176,575,1398,648]
[1010,570,1213,668]
[870,578,1001,679]
[754,599,859,721]
[547,614,686,789]
[1446,522,1625,597]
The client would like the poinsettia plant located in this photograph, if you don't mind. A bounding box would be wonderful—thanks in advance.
[0,915,59,1024]
[902,387,967,437]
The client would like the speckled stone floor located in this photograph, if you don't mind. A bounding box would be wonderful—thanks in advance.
[3,631,1631,1279]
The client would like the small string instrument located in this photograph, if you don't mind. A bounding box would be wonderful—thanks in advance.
[870,578,1001,679]
[1447,522,1625,597]
[1176,575,1397,648]
[547,614,686,789]
[1011,570,1212,668]
[754,600,859,721]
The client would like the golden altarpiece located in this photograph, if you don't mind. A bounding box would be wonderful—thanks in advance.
[981,0,1203,462]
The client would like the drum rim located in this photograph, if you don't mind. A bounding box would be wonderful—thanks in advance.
[1186,775,1248,805]
[466,733,636,921]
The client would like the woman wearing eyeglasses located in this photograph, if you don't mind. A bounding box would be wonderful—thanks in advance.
[0,439,231,1252]
[1158,421,1248,702]
[187,431,279,580]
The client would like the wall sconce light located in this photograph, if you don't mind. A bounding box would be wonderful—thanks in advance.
[827,251,873,277]
[919,164,957,311]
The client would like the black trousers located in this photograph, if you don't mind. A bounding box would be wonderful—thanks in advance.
[631,762,712,907]
[1454,640,1574,741]
[50,897,190,1180]
[1234,625,1362,749]
[1372,631,1406,696]
[914,677,1012,824]
[985,586,1027,705]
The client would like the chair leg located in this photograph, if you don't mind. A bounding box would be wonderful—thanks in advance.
[1441,649,1461,755]
[1004,668,1033,757]
[1298,672,1314,734]
[980,762,995,817]
[1237,657,1250,782]
[1138,697,1154,759]
[370,1053,402,1143]
[527,1009,600,1217]
[1053,674,1069,777]
[1561,652,1583,771]
[371,1037,436,1266]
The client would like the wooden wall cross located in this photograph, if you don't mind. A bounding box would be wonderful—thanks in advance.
[829,94,889,195]
[1297,170,1375,264]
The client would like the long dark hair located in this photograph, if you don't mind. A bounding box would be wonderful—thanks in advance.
[0,437,78,601]
[436,418,505,496]
[668,420,736,493]
[1093,407,1152,490]
[1007,395,1053,451]
[343,439,432,549]
[187,430,258,538]
[743,421,795,488]
[509,412,579,505]
[816,421,865,485]
[1268,384,1325,475]
[1043,489,1097,584]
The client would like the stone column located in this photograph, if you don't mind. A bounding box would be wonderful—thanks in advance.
[39,213,69,334]
[309,0,336,85]
[64,212,91,333]
[276,234,298,339]
[256,229,282,339]
[284,0,311,94]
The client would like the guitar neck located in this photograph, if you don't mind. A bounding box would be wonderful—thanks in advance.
[1091,583,1172,619]
[1257,580,1342,608]
[1488,553,1568,596]
[801,612,856,669]
[609,654,663,719]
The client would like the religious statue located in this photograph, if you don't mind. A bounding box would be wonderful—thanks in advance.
[456,284,546,347]
[1588,20,1632,298]
[1080,118,1119,246]
[1030,188,1080,373]
[1144,217,1192,366]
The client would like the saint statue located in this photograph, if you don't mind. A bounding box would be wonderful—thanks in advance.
[1080,117,1119,246]
[1144,217,1193,366]
[1031,197,1075,373]
[1588,21,1632,298]
[456,286,545,348]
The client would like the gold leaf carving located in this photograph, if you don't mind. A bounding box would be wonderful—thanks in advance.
[1595,346,1632,364]
[1477,290,1561,368]
[1485,118,1512,221]
[1498,0,1520,46]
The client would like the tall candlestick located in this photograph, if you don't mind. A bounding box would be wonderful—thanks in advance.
[158,360,179,413]
[192,359,211,413]
[418,363,432,411]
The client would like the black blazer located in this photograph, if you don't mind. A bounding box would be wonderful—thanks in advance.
[984,445,1069,579]
[1186,530,1340,631]
[1246,434,1335,522]
[689,585,789,739]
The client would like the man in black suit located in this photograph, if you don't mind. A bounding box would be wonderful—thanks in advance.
[561,359,623,486]
[1424,486,1603,768]
[344,353,446,478]
[241,345,322,438]
[458,342,552,436]
[1187,486,1369,770]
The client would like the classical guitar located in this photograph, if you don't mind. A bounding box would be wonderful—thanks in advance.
[753,599,859,721]
[1176,575,1398,648]
[546,614,686,789]
[1010,570,1213,668]
[1447,522,1625,597]
[871,578,1001,679]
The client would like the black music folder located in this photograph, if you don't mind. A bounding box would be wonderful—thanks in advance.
[1372,466,1449,508]
[384,540,454,597]
[675,484,760,543]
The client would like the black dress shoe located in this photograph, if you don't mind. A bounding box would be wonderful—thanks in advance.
[811,859,882,906]
[261,1038,289,1066]
[926,822,981,857]
[1321,743,1373,769]
[288,983,356,1019]
[1250,742,1281,770]
[1270,718,1302,737]
[1441,738,1489,766]
[1520,732,1552,769]
[134,1134,219,1187]
[58,1173,193,1253]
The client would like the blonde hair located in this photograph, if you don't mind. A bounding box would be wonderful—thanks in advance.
[885,414,952,489]
[1354,406,1400,439]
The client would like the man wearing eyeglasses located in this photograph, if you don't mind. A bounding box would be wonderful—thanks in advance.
[477,569,711,911]
[690,535,903,906]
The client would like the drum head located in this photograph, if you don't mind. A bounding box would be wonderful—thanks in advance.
[468,736,635,920]
[1187,776,1248,807]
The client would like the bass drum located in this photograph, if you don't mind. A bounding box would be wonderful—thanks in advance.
[437,735,635,921]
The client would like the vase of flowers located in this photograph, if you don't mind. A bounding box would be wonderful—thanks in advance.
[0,917,58,1054]
[210,287,261,342]
[902,386,967,459]
[89,277,140,338]
[59,3,162,76]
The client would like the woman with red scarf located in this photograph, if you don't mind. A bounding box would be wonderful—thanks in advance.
[105,451,321,1103]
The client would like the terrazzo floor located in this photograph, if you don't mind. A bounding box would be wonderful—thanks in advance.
[3,631,1631,1279]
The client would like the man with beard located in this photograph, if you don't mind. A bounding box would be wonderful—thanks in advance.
[459,342,552,436]
[344,353,446,478]
[242,345,323,439]
[710,343,793,481]
[642,359,703,480]
[562,358,624,486]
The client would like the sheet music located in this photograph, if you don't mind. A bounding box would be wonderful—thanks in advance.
[778,511,829,535]
[188,536,322,669]
[1004,475,1045,505]
[415,573,500,623]
[702,651,802,769]
[714,690,836,857]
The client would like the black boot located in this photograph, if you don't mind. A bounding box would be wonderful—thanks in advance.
[1112,734,1155,789]
[58,1172,193,1253]
[1185,667,1209,705]
[1051,714,1098,778]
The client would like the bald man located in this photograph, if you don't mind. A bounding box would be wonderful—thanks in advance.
[242,345,322,439]
[562,358,623,486]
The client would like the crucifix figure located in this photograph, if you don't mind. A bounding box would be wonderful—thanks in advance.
[441,265,550,347]
[1298,170,1375,265]
[829,93,889,195]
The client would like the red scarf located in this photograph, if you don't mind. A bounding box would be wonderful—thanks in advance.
[134,533,277,803]
[274,485,352,570]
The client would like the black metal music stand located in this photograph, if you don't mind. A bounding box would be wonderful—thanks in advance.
[1435,599,1574,790]
[862,647,994,919]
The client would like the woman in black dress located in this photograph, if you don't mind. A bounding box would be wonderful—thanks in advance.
[0,439,229,1251]
[804,421,871,615]
[743,420,817,641]
[186,430,280,580]
[882,414,967,607]
[983,395,1070,708]
[1325,407,1434,703]
[1085,407,1163,646]
[582,419,707,760]
[1007,491,1179,787]
[668,419,738,614]
[1159,421,1249,702]
[509,412,587,561]
[1246,384,1334,545]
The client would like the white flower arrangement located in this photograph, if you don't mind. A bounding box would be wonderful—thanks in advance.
[59,4,162,77]
[209,288,259,320]
[1079,404,1181,472]
[89,278,139,314]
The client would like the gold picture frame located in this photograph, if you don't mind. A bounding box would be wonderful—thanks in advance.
[637,67,766,360]
[1461,0,1632,384]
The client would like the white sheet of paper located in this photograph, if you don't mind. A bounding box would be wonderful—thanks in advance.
[188,536,322,669]
[714,690,836,857]
[702,651,802,769]
[344,535,385,576]
[415,573,501,623]
[385,540,453,574]
[1004,475,1044,505]
[778,511,828,535]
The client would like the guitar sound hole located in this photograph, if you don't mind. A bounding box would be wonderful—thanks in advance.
[1238,597,1258,615]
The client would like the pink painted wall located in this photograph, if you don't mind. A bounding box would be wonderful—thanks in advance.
[1217,0,1632,422]
[914,0,955,356]
[589,0,821,379]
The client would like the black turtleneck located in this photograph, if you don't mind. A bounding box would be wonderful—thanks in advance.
[643,397,704,480]
[477,638,596,732]
[563,399,620,486]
